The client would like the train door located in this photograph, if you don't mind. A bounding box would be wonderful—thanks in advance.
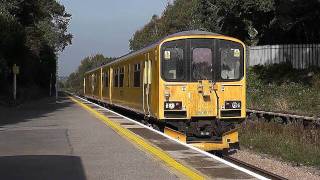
[143,53,152,115]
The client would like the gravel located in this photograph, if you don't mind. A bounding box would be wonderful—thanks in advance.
[230,149,320,180]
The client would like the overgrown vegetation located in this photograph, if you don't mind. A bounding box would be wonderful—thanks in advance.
[0,0,72,105]
[242,64,320,167]
[129,0,320,51]
[240,120,320,167]
[247,63,320,116]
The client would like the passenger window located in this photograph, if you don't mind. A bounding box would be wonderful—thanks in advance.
[133,63,141,87]
[119,67,124,87]
[114,68,119,87]
[91,74,95,91]
[127,65,130,87]
[105,71,109,87]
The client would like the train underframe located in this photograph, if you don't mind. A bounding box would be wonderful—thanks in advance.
[160,117,243,152]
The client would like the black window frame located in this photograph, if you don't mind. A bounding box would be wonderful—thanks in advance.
[104,70,109,87]
[133,63,141,87]
[216,39,244,82]
[160,38,244,83]
[114,68,119,87]
[190,38,214,82]
[127,65,130,87]
[160,39,187,82]
[119,67,124,87]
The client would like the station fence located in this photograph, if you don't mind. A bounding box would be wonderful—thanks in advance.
[247,44,320,69]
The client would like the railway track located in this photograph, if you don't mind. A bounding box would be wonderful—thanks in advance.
[74,93,287,179]
[222,155,287,180]
[247,109,320,127]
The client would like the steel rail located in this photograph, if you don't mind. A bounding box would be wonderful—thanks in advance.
[222,155,287,180]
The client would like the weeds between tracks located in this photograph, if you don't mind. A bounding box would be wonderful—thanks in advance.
[240,117,320,167]
[243,63,320,167]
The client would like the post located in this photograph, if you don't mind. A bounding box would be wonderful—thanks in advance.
[55,57,58,100]
[12,64,19,101]
[13,73,16,100]
[49,73,52,96]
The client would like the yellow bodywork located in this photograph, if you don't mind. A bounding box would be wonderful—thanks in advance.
[164,127,238,151]
[84,32,246,151]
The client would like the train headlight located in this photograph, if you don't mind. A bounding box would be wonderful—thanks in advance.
[225,101,241,109]
[164,101,182,110]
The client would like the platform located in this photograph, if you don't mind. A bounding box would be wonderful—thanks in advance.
[0,93,262,179]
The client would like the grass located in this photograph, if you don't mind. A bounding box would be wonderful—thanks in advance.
[239,120,320,167]
[242,63,320,167]
[247,63,320,116]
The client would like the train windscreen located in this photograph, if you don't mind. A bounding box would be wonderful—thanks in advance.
[161,38,243,82]
[161,39,186,81]
[219,40,242,80]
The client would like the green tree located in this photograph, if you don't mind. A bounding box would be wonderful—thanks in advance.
[0,0,72,103]
[129,0,199,51]
[66,54,114,94]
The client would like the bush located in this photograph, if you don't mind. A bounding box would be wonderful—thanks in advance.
[247,63,320,116]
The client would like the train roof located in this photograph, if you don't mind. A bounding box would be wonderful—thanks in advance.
[85,30,222,74]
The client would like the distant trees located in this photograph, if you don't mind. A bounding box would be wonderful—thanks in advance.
[65,54,114,94]
[129,0,198,51]
[129,0,320,49]
[0,0,72,102]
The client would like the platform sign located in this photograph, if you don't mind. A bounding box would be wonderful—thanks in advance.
[12,64,20,74]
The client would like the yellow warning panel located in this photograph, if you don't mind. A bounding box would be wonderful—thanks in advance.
[164,127,187,143]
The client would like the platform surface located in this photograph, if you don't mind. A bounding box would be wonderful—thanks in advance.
[0,94,257,180]
[0,95,179,180]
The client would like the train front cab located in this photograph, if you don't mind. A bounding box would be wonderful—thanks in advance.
[158,35,246,152]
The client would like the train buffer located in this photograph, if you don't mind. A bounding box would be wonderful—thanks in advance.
[0,93,266,180]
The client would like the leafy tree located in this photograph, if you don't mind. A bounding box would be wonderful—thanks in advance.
[0,0,72,103]
[129,0,320,47]
[65,54,114,94]
[129,0,198,51]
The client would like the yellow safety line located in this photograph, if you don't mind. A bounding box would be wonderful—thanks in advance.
[69,96,205,180]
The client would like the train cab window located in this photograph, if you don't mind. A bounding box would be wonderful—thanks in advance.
[114,68,119,87]
[161,40,186,81]
[133,63,141,87]
[191,39,213,81]
[192,48,213,80]
[219,40,243,80]
[119,67,124,87]
[104,71,109,87]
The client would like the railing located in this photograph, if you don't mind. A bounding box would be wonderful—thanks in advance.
[248,44,320,69]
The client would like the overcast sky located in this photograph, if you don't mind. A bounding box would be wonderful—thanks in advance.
[58,0,169,76]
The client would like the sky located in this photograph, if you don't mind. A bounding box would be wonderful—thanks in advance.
[58,0,169,76]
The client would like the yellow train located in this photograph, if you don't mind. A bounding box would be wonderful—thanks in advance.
[84,31,246,152]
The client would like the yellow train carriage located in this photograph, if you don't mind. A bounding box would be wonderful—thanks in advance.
[84,31,246,151]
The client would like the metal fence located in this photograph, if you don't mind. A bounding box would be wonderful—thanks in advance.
[248,44,320,69]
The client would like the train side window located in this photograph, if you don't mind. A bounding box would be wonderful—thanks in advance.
[119,67,124,87]
[114,68,119,87]
[133,63,141,87]
[127,65,130,87]
[105,71,109,87]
